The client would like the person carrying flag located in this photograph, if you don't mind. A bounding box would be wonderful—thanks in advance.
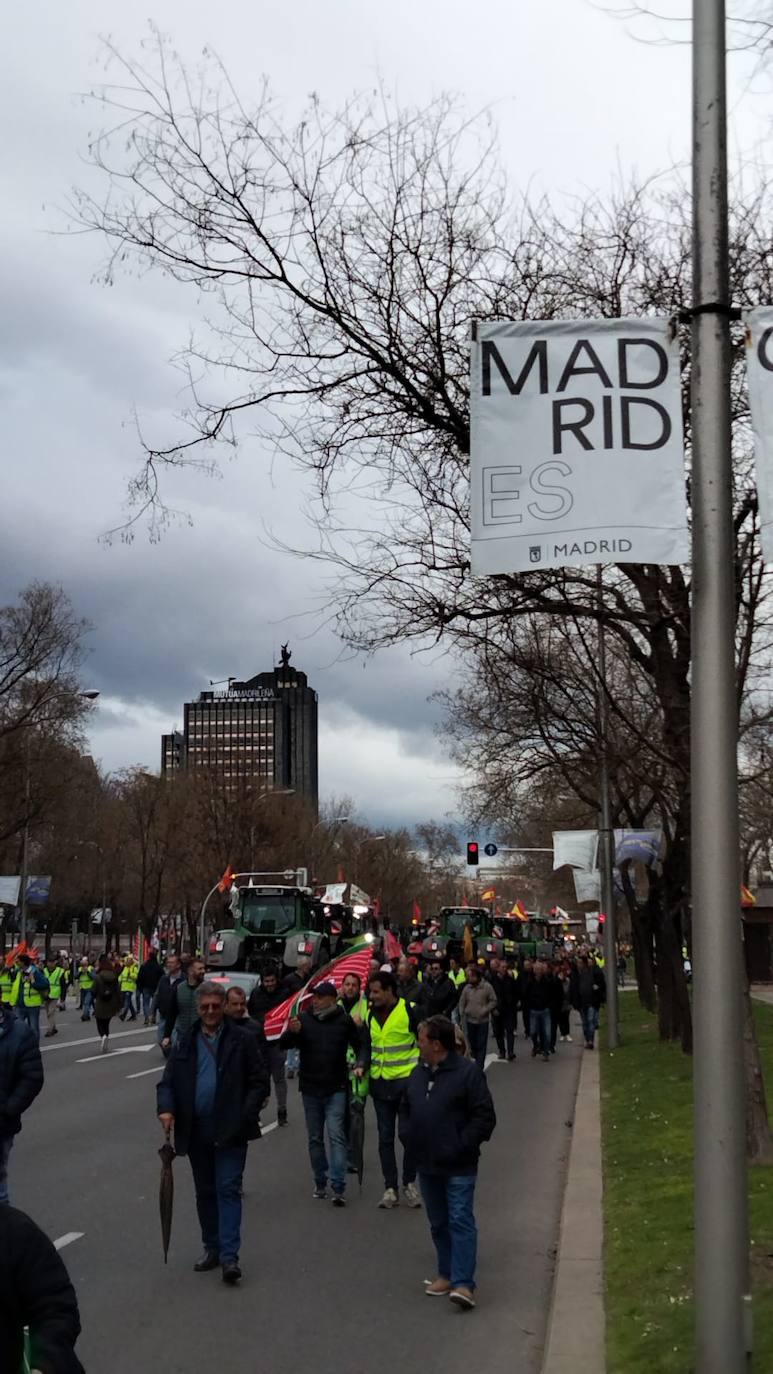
[282,980,368,1205]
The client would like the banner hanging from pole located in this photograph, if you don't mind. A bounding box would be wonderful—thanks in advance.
[744,307,773,562]
[469,317,690,573]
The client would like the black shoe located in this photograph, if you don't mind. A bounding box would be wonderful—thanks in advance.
[278,1110,288,1127]
[193,1251,220,1272]
[507,1054,516,1062]
[332,1194,346,1208]
[531,1047,538,1057]
[542,1053,550,1061]
[222,1262,241,1285]
[347,1165,359,1174]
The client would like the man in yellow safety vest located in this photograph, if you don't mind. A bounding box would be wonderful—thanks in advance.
[78,958,95,1021]
[365,971,423,1210]
[118,955,139,1021]
[9,957,49,1042]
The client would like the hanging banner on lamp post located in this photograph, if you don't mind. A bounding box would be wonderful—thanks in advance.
[744,307,773,561]
[470,317,689,573]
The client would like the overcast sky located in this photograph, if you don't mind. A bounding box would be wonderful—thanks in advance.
[1,1,767,829]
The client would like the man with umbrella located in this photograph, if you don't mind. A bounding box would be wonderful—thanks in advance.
[157,980,268,1284]
[281,980,368,1206]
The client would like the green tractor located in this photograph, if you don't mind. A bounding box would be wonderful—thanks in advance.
[493,914,554,963]
[420,907,503,967]
[206,870,332,977]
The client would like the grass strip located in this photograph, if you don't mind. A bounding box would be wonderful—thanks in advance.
[601,993,773,1371]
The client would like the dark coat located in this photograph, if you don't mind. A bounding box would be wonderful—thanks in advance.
[570,964,607,1011]
[280,1005,366,1097]
[137,956,163,993]
[0,1009,44,1138]
[154,971,181,1022]
[92,969,121,1020]
[0,1205,85,1374]
[248,982,289,1024]
[399,1050,496,1176]
[489,970,519,1014]
[397,977,427,1009]
[157,1016,268,1155]
[422,973,459,1019]
[523,974,552,1013]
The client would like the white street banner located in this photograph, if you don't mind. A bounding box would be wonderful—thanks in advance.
[745,307,773,561]
[0,876,20,905]
[553,830,599,873]
[574,870,602,903]
[470,317,689,573]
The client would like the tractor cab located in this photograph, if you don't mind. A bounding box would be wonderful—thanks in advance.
[207,870,331,977]
[421,907,502,966]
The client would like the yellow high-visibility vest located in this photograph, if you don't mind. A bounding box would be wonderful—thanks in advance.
[367,1000,419,1081]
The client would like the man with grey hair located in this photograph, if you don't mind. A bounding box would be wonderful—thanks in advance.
[157,980,268,1284]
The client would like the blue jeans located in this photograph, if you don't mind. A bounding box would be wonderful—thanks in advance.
[0,1136,13,1204]
[302,1091,347,1196]
[286,1047,300,1072]
[466,1020,489,1071]
[141,990,155,1020]
[18,1005,41,1040]
[187,1129,247,1264]
[373,1093,416,1191]
[120,991,136,1018]
[531,1007,551,1055]
[581,1005,600,1044]
[81,988,93,1018]
[419,1173,478,1289]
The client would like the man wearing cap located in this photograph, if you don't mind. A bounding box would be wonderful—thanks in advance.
[282,982,368,1206]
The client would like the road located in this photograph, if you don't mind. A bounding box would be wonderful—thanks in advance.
[12,1004,582,1374]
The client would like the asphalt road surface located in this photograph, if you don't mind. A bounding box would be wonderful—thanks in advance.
[12,1004,582,1374]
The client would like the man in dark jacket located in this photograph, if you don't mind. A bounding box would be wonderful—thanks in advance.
[281,981,367,1205]
[396,958,427,1010]
[161,957,205,1049]
[137,950,163,1025]
[0,1204,85,1374]
[248,964,291,1124]
[489,958,518,1061]
[0,1003,44,1204]
[422,959,459,1019]
[400,1014,496,1309]
[570,955,607,1048]
[157,980,268,1284]
[153,953,182,1049]
[524,961,553,1061]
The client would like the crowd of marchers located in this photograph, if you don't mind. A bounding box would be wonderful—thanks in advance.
[0,939,609,1368]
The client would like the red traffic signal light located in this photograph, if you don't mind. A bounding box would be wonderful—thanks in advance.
[466,841,479,866]
[598,913,606,925]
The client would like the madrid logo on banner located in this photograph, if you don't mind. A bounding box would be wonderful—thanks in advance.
[469,317,690,574]
[745,307,773,562]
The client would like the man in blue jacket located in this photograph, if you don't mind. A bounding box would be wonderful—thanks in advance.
[0,1001,44,1204]
[399,1014,496,1309]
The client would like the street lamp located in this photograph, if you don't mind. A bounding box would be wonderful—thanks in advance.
[18,689,100,943]
[309,815,349,880]
[354,834,386,885]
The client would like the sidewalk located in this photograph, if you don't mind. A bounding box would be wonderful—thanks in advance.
[751,983,773,1006]
[542,1049,606,1374]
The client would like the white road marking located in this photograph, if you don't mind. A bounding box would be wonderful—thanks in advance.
[484,1052,499,1070]
[41,1026,156,1054]
[261,1121,278,1136]
[126,1065,165,1080]
[53,1232,84,1250]
[77,1044,157,1065]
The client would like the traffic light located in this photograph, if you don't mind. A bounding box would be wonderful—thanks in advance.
[466,841,479,867]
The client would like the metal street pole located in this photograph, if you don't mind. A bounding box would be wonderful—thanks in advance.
[691,1,750,1368]
[596,566,618,1050]
[18,733,31,945]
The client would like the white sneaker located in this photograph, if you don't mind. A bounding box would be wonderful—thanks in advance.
[565,1035,573,1043]
[378,1187,399,1209]
[402,1183,422,1209]
[100,1035,108,1054]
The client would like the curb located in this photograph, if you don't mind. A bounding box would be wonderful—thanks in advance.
[541,1050,606,1374]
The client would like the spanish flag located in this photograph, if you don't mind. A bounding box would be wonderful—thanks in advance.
[511,899,529,921]
[741,884,757,908]
[217,864,235,893]
[481,887,496,901]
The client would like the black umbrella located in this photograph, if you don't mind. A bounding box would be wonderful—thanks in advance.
[158,1130,176,1263]
[349,1077,367,1188]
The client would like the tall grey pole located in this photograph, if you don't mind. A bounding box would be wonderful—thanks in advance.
[691,1,750,1368]
[18,735,31,945]
[596,566,618,1049]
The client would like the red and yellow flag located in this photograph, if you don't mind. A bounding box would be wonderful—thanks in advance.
[217,864,235,894]
[481,887,496,901]
[741,884,757,909]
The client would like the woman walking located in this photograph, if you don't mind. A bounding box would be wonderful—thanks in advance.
[92,956,121,1054]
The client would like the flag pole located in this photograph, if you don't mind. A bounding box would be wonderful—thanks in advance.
[691,0,750,1367]
[596,564,619,1049]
